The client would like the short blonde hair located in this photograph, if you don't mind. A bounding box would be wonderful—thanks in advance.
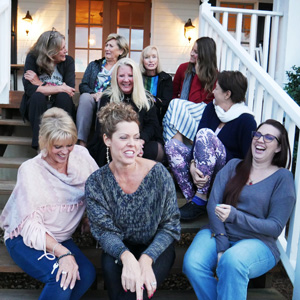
[106,33,129,59]
[103,58,152,111]
[39,108,77,154]
[139,45,162,74]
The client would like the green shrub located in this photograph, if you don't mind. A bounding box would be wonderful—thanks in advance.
[284,65,300,106]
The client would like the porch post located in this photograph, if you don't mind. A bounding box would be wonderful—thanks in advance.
[0,0,11,104]
[199,0,212,37]
[273,0,300,87]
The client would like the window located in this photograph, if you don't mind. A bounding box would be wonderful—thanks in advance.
[69,0,151,73]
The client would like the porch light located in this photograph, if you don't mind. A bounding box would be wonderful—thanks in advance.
[22,10,33,35]
[184,18,195,43]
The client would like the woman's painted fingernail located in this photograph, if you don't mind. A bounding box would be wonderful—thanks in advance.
[63,286,67,291]
[70,285,74,290]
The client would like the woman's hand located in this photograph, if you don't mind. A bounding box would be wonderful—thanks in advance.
[56,255,80,290]
[138,139,145,157]
[120,251,144,299]
[24,70,42,86]
[139,254,156,299]
[215,204,231,222]
[190,162,210,189]
[92,92,102,102]
[60,83,76,97]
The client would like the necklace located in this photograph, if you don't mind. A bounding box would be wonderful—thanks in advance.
[248,178,253,185]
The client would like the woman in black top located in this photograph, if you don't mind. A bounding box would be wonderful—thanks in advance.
[20,29,76,149]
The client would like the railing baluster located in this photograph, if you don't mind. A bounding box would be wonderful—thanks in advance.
[262,15,271,71]
[249,14,258,59]
[268,15,280,79]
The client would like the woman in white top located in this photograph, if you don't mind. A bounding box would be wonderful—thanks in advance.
[0,108,98,300]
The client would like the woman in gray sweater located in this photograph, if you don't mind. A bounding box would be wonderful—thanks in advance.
[183,119,296,300]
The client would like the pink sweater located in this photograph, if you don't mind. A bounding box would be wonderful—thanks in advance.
[0,145,98,253]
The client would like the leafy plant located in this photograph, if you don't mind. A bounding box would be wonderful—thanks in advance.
[284,65,300,106]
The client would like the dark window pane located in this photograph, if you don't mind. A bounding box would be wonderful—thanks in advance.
[76,0,89,24]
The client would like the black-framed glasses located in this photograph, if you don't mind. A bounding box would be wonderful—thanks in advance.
[252,131,280,143]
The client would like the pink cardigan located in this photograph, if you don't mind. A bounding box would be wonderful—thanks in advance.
[0,145,98,252]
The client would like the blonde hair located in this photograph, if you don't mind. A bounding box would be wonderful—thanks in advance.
[139,45,162,74]
[29,29,65,75]
[103,58,152,111]
[39,107,77,155]
[98,102,140,138]
[105,33,129,59]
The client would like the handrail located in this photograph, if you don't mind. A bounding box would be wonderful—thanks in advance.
[211,6,283,17]
[200,1,300,298]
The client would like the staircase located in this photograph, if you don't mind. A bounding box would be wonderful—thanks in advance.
[0,91,289,299]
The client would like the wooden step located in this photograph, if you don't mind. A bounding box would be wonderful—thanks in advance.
[0,288,286,299]
[0,157,28,168]
[0,136,31,146]
[0,119,29,126]
[0,181,15,195]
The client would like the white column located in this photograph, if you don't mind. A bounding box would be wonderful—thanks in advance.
[0,0,11,104]
[273,0,300,87]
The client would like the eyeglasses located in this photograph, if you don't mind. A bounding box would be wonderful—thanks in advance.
[252,131,280,143]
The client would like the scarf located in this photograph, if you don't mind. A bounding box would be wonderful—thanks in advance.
[94,59,114,93]
[0,145,98,237]
[180,65,195,100]
[213,99,254,123]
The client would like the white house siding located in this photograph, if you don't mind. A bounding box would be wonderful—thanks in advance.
[151,0,200,74]
[17,0,68,64]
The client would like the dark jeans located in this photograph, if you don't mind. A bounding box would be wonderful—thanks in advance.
[102,242,176,300]
[5,236,96,300]
[27,92,75,148]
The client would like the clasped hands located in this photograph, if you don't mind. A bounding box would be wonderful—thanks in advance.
[121,251,157,300]
[190,161,210,189]
[24,70,75,97]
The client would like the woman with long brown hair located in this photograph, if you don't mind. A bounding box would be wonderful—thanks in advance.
[183,119,295,300]
[163,37,218,143]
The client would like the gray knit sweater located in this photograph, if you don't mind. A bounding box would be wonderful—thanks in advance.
[207,158,296,263]
[85,163,181,263]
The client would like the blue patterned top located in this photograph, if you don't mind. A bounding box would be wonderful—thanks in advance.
[85,162,181,263]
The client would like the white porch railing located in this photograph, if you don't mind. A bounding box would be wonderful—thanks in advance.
[0,0,11,104]
[206,2,283,81]
[200,1,300,299]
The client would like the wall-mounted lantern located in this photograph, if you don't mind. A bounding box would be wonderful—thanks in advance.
[184,18,195,43]
[22,10,33,35]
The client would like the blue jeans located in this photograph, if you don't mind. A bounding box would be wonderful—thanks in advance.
[5,236,96,300]
[183,229,276,300]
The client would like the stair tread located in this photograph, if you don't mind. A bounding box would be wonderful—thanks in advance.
[0,119,29,126]
[0,136,31,145]
[0,288,286,299]
[0,180,16,195]
[0,157,28,168]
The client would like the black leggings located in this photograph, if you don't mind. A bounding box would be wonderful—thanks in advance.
[101,242,175,300]
[27,92,75,148]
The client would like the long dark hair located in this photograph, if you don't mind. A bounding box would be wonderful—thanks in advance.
[222,119,291,207]
[186,37,217,93]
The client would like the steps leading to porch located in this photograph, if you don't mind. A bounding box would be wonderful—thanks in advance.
[0,91,287,299]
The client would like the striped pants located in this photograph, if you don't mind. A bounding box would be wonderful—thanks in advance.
[162,98,206,142]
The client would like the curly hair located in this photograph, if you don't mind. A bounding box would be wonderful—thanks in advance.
[98,102,140,138]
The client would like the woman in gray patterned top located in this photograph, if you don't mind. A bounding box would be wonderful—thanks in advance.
[85,102,181,300]
[183,119,296,300]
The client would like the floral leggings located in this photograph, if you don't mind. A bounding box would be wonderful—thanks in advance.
[165,128,227,200]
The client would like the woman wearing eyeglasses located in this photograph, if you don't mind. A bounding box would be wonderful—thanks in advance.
[20,29,76,150]
[183,119,296,300]
[165,71,257,220]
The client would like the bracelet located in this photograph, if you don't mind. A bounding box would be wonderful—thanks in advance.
[211,233,227,238]
[57,251,74,263]
[190,159,196,167]
[52,242,61,256]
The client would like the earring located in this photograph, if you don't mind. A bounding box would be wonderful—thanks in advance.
[106,146,110,164]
